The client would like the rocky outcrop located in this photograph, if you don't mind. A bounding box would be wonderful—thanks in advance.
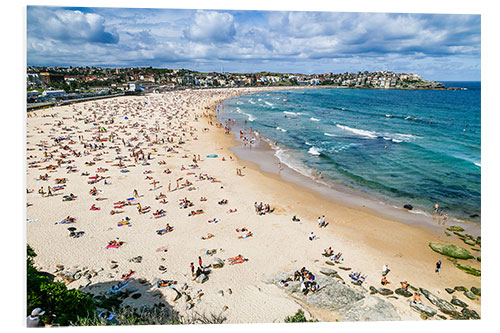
[428,243,474,259]
[450,296,468,308]
[377,288,394,296]
[464,291,476,300]
[419,288,460,317]
[395,288,413,297]
[454,264,481,276]
[267,272,401,321]
[195,274,208,283]
[410,301,437,318]
[446,225,464,232]
[211,257,224,269]
[471,287,481,296]
[461,308,480,320]
[445,288,455,294]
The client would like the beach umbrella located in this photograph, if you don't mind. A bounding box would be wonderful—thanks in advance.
[67,227,77,231]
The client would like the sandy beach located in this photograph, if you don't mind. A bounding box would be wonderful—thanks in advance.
[26,87,481,323]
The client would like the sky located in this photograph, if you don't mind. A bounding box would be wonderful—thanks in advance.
[26,6,481,81]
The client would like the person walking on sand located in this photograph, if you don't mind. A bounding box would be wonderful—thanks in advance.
[47,186,53,197]
[198,256,203,268]
[435,260,442,274]
[190,262,195,277]
[133,189,139,198]
[168,181,171,192]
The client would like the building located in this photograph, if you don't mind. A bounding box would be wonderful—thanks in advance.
[39,72,65,84]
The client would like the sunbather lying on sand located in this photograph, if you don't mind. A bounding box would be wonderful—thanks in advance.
[228,254,248,265]
[157,280,177,288]
[157,224,174,235]
[121,270,135,280]
[188,209,204,216]
[238,232,253,239]
[218,199,228,205]
[227,209,237,213]
[381,276,391,286]
[201,233,215,240]
[90,204,100,211]
[208,218,219,224]
[292,215,300,222]
[322,247,334,256]
[206,249,217,255]
[110,210,123,215]
[106,240,125,249]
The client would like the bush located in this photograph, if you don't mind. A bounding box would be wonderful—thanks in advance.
[27,245,96,326]
[284,309,317,323]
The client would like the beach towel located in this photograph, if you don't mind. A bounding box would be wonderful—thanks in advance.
[106,243,123,249]
[109,282,129,293]
[206,249,217,255]
[118,221,131,227]
[206,154,218,158]
[122,271,135,281]
[26,218,38,223]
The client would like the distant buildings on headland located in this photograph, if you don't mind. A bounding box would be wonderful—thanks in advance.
[26,66,448,103]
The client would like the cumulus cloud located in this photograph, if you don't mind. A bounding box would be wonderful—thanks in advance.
[28,6,119,44]
[183,10,236,43]
[26,7,480,79]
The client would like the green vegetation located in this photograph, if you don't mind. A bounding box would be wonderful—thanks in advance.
[454,263,481,276]
[27,245,96,326]
[284,309,318,323]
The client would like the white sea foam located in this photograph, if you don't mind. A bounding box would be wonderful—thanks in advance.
[283,111,299,116]
[276,127,287,132]
[324,132,336,137]
[310,117,320,121]
[336,124,378,138]
[235,107,255,121]
[308,146,322,156]
[248,99,256,104]
[305,142,313,146]
[264,101,273,106]
[474,162,481,167]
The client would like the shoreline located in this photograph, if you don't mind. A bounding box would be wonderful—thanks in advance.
[26,88,481,324]
[213,90,480,237]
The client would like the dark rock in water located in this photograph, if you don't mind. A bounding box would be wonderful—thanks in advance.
[131,293,141,299]
[369,286,378,294]
[454,286,467,292]
[469,214,479,218]
[428,243,474,260]
[445,288,455,294]
[451,296,468,308]
[471,287,481,296]
[395,288,413,297]
[403,204,413,210]
[420,288,460,316]
[410,301,437,317]
[464,291,476,300]
[461,308,480,320]
[378,288,394,296]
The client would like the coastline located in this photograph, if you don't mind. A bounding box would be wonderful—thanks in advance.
[26,88,481,324]
[215,89,480,236]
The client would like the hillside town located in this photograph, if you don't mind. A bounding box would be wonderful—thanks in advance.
[27,66,446,104]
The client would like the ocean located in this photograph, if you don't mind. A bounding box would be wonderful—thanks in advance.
[218,82,481,223]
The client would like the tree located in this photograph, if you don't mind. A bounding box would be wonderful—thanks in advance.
[27,245,95,326]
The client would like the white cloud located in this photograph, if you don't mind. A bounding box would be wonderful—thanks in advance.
[183,10,236,43]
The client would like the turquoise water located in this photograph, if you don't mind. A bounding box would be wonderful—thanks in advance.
[219,82,481,222]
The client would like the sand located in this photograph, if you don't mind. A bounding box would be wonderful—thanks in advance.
[26,87,481,323]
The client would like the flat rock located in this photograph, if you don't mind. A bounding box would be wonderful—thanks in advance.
[378,288,394,296]
[319,268,338,277]
[410,301,437,318]
[446,225,464,232]
[212,257,224,269]
[338,267,351,271]
[325,260,335,266]
[420,288,460,316]
[369,286,378,294]
[464,291,476,300]
[195,274,208,284]
[461,308,480,320]
[454,286,467,292]
[451,296,468,308]
[269,272,401,321]
[471,287,481,296]
[395,288,413,297]
[428,243,474,260]
[445,288,455,294]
